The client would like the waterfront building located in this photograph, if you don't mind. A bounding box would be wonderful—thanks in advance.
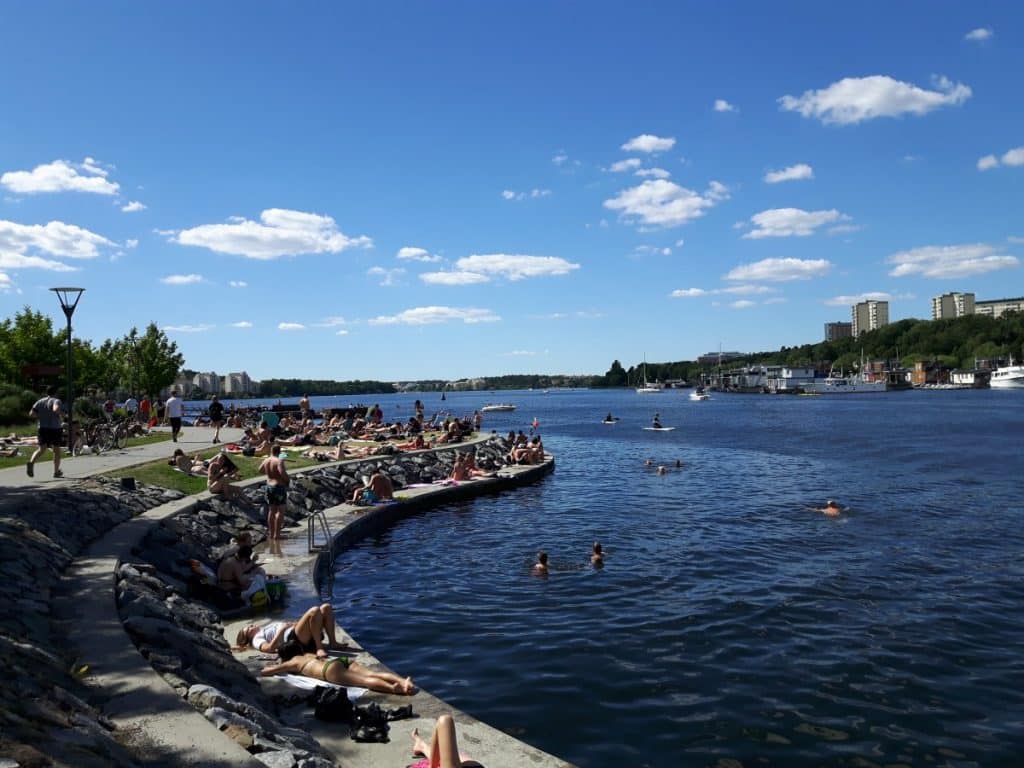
[912,360,953,387]
[824,321,853,342]
[697,351,746,365]
[851,300,889,337]
[931,292,975,320]
[192,371,221,394]
[766,365,817,393]
[975,296,1024,319]
[169,374,195,397]
[222,371,254,395]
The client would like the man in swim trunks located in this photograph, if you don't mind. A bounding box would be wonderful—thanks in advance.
[260,652,416,695]
[259,444,290,540]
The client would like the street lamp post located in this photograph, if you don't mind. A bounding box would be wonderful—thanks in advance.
[50,287,85,451]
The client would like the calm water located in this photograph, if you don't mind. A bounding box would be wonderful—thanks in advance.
[315,389,1024,767]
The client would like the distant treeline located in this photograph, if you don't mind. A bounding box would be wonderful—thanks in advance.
[593,312,1024,386]
[257,379,397,397]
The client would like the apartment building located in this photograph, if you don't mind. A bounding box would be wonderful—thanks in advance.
[975,296,1024,319]
[824,321,853,342]
[851,300,889,337]
[931,292,975,319]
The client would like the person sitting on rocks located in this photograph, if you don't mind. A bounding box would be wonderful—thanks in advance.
[350,467,395,504]
[208,452,246,501]
[235,603,344,659]
[260,652,416,695]
[462,452,496,479]
[217,545,264,598]
[410,714,485,768]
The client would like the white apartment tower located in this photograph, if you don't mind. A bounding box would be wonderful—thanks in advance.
[931,292,975,320]
[851,300,889,337]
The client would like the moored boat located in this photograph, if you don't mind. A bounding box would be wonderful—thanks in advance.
[990,357,1024,389]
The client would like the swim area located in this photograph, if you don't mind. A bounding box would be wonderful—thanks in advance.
[289,388,1022,767]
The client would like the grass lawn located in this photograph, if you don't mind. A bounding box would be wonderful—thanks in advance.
[104,446,322,494]
[0,430,172,471]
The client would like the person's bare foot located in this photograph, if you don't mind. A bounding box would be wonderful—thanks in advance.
[411,727,430,757]
[400,676,417,695]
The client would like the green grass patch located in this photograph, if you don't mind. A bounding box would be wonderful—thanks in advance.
[0,430,172,470]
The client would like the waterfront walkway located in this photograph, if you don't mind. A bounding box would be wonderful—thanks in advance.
[1,428,570,767]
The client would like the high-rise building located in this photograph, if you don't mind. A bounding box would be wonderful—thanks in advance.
[192,371,221,393]
[975,296,1024,319]
[931,292,975,320]
[851,300,889,337]
[824,321,853,342]
[223,371,253,395]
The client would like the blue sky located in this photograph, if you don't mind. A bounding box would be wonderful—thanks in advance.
[1,2,1021,381]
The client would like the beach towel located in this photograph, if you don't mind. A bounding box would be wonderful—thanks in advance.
[279,674,366,700]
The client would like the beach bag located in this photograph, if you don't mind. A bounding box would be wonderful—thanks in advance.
[310,685,355,723]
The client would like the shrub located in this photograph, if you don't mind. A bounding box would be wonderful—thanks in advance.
[0,385,37,426]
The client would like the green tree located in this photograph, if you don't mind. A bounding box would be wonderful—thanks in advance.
[126,324,184,398]
[0,307,63,387]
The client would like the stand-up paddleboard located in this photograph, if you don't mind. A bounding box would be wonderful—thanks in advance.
[642,426,676,431]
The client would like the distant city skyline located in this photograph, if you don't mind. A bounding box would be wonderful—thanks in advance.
[1,4,1022,380]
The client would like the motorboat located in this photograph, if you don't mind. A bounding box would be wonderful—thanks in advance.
[480,403,516,412]
[990,357,1024,389]
[689,387,710,401]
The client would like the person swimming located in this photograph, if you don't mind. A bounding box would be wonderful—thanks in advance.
[591,542,604,567]
[810,499,843,516]
[532,551,549,575]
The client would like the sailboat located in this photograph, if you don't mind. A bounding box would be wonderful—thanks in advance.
[636,358,663,394]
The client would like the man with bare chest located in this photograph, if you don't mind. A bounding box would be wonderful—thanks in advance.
[259,445,290,539]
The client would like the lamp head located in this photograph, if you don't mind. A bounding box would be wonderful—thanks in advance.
[50,287,85,317]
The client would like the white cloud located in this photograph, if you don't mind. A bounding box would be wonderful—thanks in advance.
[713,99,737,113]
[552,153,568,166]
[153,228,176,237]
[278,322,306,331]
[229,280,247,288]
[609,158,643,173]
[621,134,676,153]
[451,253,580,281]
[965,27,993,41]
[671,284,775,298]
[230,321,253,328]
[313,316,347,328]
[0,272,12,292]
[632,245,672,257]
[502,188,552,201]
[887,243,1019,278]
[604,179,729,228]
[1003,147,1024,166]
[725,257,831,282]
[635,167,670,179]
[670,288,708,297]
[506,349,536,356]
[125,239,139,249]
[743,208,850,239]
[764,163,814,184]
[420,271,489,286]
[335,329,349,336]
[730,300,756,309]
[368,306,500,326]
[1,158,120,195]
[367,266,405,286]
[160,273,204,285]
[121,200,146,213]
[779,75,971,125]
[0,218,115,272]
[397,246,442,263]
[175,208,371,260]
[825,292,893,306]
[163,324,213,333]
[977,155,999,171]
[1008,236,1024,245]
[674,239,684,247]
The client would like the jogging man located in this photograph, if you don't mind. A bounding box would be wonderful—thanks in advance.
[27,385,64,478]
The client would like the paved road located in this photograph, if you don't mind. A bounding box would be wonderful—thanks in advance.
[0,426,246,489]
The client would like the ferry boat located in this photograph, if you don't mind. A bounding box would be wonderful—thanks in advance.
[990,357,1024,389]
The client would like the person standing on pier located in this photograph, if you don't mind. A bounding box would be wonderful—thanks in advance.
[260,444,290,540]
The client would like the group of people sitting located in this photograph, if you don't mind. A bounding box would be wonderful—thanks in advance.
[505,431,545,465]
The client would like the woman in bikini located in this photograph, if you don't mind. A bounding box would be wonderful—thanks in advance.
[260,652,416,695]
[410,714,485,768]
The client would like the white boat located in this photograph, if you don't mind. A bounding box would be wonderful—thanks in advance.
[636,359,663,394]
[689,387,710,401]
[480,403,516,412]
[803,374,886,394]
[991,356,1024,388]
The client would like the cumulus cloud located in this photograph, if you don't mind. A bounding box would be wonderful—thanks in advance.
[278,322,306,331]
[454,254,579,281]
[609,158,643,173]
[231,321,253,328]
[1,158,120,195]
[175,208,371,260]
[635,167,670,179]
[368,306,500,326]
[397,246,442,263]
[160,274,204,285]
[887,243,1019,278]
[336,329,349,336]
[670,284,775,298]
[632,245,673,257]
[714,99,737,112]
[420,271,489,286]
[604,179,729,228]
[163,324,213,333]
[125,239,139,249]
[621,134,676,153]
[229,280,247,288]
[779,75,971,125]
[730,300,756,309]
[502,188,551,201]
[824,292,894,306]
[552,153,569,166]
[0,272,12,292]
[670,288,708,297]
[965,27,993,41]
[0,218,115,271]
[367,266,405,286]
[506,349,536,356]
[978,146,1024,171]
[725,257,831,282]
[313,316,347,328]
[764,163,814,183]
[121,200,146,213]
[743,208,850,239]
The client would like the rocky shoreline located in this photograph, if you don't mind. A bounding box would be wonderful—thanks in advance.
[1,435,553,767]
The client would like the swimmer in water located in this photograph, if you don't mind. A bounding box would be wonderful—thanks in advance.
[810,499,843,516]
[532,551,549,575]
[591,542,604,567]
[674,459,682,469]
[656,465,666,475]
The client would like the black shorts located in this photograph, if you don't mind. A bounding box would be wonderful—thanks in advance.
[169,417,182,432]
[38,427,63,448]
[266,484,288,505]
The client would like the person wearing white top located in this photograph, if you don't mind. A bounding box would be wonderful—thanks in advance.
[165,390,184,442]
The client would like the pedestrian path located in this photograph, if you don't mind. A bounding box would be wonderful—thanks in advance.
[0,426,245,489]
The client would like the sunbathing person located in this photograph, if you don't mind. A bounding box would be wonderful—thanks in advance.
[350,467,395,503]
[410,714,485,768]
[168,448,206,474]
[208,452,246,501]
[261,652,416,695]
[449,453,469,481]
[235,603,343,658]
[395,434,427,452]
[462,452,496,478]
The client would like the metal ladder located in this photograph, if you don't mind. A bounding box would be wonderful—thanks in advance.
[307,512,335,602]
